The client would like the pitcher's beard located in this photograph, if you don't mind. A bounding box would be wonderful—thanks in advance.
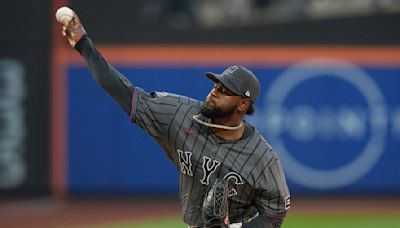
[200,103,236,119]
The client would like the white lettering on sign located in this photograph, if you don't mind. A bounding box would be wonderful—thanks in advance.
[0,59,27,188]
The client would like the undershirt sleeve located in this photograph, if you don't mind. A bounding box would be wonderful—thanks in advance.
[75,35,133,115]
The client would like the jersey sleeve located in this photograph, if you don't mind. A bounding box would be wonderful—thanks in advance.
[130,88,190,148]
[255,158,291,220]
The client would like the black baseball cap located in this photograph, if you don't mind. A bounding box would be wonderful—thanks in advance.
[206,65,260,103]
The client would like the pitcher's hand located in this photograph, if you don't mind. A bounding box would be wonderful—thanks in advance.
[60,10,87,47]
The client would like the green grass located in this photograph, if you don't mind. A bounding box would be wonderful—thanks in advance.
[94,213,400,228]
[94,217,185,228]
[282,213,400,228]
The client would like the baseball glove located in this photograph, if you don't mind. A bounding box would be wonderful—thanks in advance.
[202,179,229,228]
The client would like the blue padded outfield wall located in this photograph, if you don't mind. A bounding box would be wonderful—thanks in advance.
[67,60,400,196]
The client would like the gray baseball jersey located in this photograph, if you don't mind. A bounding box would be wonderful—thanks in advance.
[76,35,290,227]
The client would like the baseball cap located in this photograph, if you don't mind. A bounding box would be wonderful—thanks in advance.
[206,65,260,103]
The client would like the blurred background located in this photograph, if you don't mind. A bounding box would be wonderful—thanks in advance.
[1,0,400,227]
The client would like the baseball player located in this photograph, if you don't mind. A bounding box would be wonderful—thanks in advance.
[59,9,290,228]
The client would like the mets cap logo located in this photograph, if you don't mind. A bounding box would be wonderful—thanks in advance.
[223,65,239,75]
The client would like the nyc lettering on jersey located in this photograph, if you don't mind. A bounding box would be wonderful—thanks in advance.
[177,149,244,196]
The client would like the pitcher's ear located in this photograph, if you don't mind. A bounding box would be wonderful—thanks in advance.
[238,99,251,113]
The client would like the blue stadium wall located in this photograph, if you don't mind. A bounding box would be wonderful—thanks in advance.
[65,48,400,196]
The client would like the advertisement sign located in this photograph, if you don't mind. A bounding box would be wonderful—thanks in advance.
[248,59,400,194]
[66,52,400,195]
[0,57,49,196]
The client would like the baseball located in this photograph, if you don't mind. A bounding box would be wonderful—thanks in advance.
[55,6,74,25]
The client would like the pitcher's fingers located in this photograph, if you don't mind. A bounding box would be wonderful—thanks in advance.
[70,12,79,27]
[62,26,67,36]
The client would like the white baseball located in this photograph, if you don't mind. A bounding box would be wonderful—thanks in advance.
[55,7,74,25]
